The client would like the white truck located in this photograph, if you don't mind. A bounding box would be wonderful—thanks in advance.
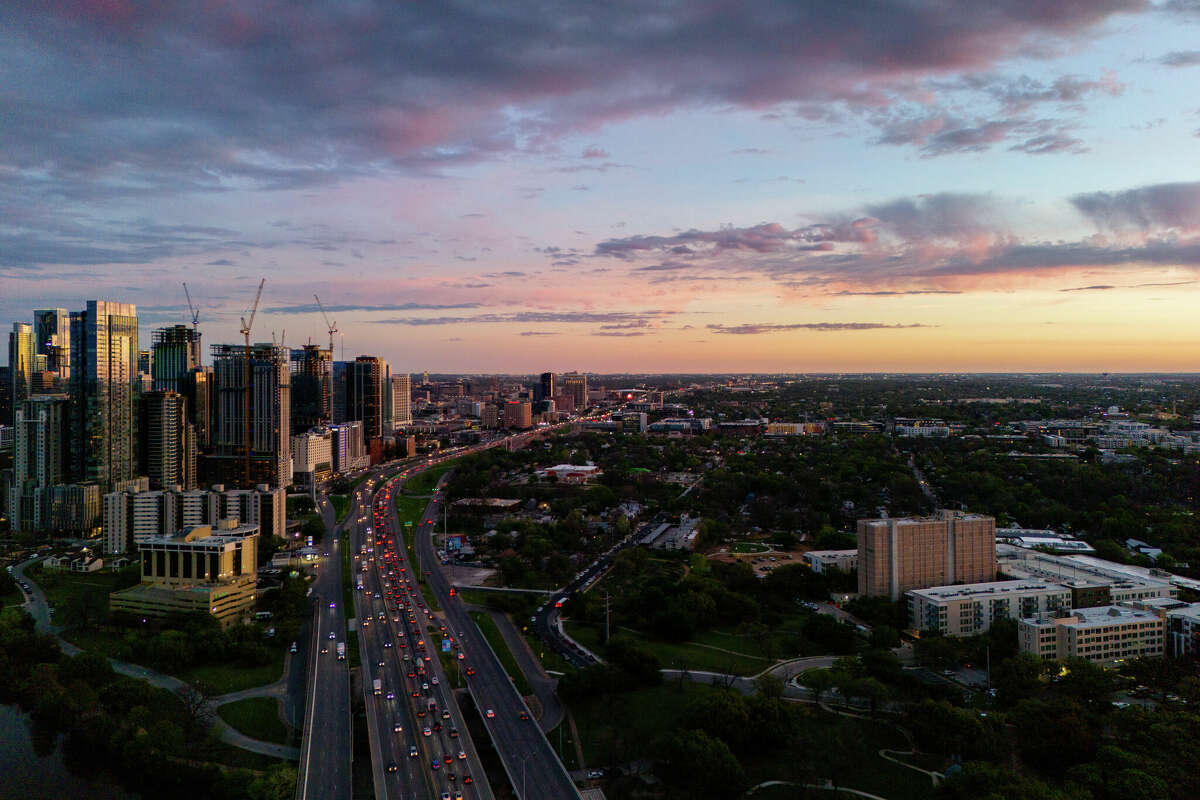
[373,678,382,696]
[336,642,346,661]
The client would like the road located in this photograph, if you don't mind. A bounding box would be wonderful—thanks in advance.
[295,491,353,800]
[415,478,581,800]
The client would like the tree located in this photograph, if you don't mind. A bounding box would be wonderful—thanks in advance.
[798,668,836,705]
[755,672,785,705]
[993,652,1043,707]
[655,729,746,800]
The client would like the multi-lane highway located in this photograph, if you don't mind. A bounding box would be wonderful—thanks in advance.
[414,481,581,800]
[296,492,353,800]
[353,471,495,800]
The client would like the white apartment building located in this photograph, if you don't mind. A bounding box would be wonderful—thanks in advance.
[1019,605,1164,665]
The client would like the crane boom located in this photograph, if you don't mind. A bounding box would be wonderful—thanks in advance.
[239,278,265,487]
[313,293,338,354]
[241,278,266,336]
[182,282,200,328]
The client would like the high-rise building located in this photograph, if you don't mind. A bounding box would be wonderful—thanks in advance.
[103,483,284,554]
[69,301,140,491]
[331,361,348,424]
[347,355,388,441]
[8,323,35,419]
[182,366,214,451]
[151,325,201,393]
[7,395,69,531]
[502,400,532,430]
[561,372,588,410]
[0,366,11,427]
[857,510,997,600]
[33,308,70,385]
[290,344,332,433]
[329,421,368,473]
[292,428,333,487]
[209,343,291,488]
[140,390,196,490]
[391,374,412,427]
[535,372,555,404]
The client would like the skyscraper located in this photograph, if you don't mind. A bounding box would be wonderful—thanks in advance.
[290,344,332,433]
[182,366,214,451]
[346,355,388,441]
[332,361,348,424]
[562,372,588,409]
[33,308,70,383]
[391,374,412,427]
[209,343,291,488]
[8,395,69,531]
[141,390,196,490]
[69,301,140,490]
[8,323,35,418]
[151,325,201,393]
[535,371,555,404]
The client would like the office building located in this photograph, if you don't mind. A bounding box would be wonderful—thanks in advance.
[502,400,532,430]
[209,343,291,488]
[1019,605,1164,666]
[109,520,259,626]
[858,510,997,601]
[535,372,555,404]
[8,323,35,420]
[290,344,332,433]
[140,391,196,490]
[182,366,214,451]
[151,325,201,393]
[68,302,140,491]
[997,544,1179,606]
[33,309,70,386]
[561,372,587,410]
[803,550,859,574]
[346,355,388,441]
[329,421,369,473]
[480,404,499,429]
[908,580,1071,637]
[292,428,333,487]
[391,374,412,427]
[331,361,348,424]
[0,366,10,427]
[7,395,70,532]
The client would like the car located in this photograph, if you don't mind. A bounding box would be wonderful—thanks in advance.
[422,683,429,691]
[519,711,530,720]
[430,759,440,771]
[457,750,467,760]
[393,720,403,732]
[587,769,605,779]
[463,774,473,785]
[410,745,419,758]
[385,691,395,699]
[465,667,475,676]
[329,601,336,608]
[457,652,465,660]
[455,793,464,800]
[441,793,451,800]
[449,727,459,738]
[387,761,399,773]
[329,631,336,639]
[383,641,392,648]
[320,644,328,654]
[485,708,495,719]
[289,642,298,654]
[423,727,431,736]
[447,772,456,782]
[378,660,386,669]
[441,709,450,719]
[431,676,439,685]
[443,754,453,764]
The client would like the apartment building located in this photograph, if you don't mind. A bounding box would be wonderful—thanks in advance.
[908,580,1071,637]
[858,510,997,601]
[1019,605,1164,665]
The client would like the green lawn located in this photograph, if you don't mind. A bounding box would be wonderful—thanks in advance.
[33,564,141,623]
[437,648,465,689]
[179,648,285,694]
[469,610,534,695]
[547,721,581,771]
[731,541,771,554]
[330,494,350,523]
[566,620,771,676]
[522,629,575,675]
[393,493,440,611]
[401,462,455,496]
[217,697,291,745]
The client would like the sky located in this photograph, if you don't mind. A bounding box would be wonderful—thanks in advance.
[4,1,1200,373]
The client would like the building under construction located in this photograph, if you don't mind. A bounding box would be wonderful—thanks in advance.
[205,343,291,488]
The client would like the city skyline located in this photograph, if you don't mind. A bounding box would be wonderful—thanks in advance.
[4,3,1200,371]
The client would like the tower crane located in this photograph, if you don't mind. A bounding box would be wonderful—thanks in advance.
[182,282,203,366]
[240,279,266,486]
[313,294,338,356]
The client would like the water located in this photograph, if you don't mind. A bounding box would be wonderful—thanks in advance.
[0,703,136,800]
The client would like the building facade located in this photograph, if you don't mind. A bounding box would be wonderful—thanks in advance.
[502,400,532,429]
[1019,605,1164,665]
[140,390,196,490]
[290,344,332,433]
[33,308,70,386]
[209,343,291,488]
[346,355,388,441]
[908,580,1071,637]
[561,373,587,409]
[292,428,333,487]
[858,510,997,601]
[7,395,69,532]
[150,325,201,393]
[8,323,35,420]
[391,374,412,427]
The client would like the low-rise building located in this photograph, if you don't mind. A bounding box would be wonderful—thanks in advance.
[998,544,1179,606]
[109,519,259,626]
[803,549,858,574]
[908,579,1071,637]
[1018,605,1164,666]
[538,464,602,484]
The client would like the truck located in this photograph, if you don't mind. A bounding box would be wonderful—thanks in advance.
[336,642,346,661]
[373,678,382,696]
[356,576,364,591]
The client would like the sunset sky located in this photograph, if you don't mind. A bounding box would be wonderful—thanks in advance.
[4,1,1200,372]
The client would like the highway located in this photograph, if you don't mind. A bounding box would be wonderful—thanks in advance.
[295,491,352,800]
[414,480,581,800]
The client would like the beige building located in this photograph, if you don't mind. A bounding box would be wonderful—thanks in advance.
[109,520,258,626]
[858,510,997,600]
[803,549,858,574]
[502,400,532,429]
[908,580,1070,637]
[1019,605,1164,666]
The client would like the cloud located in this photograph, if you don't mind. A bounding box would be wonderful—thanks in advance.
[1160,51,1200,67]
[581,146,610,159]
[1071,182,1200,233]
[519,331,560,337]
[374,310,675,326]
[206,258,236,266]
[834,289,962,296]
[266,301,482,314]
[592,331,649,337]
[707,322,934,334]
[1058,284,1115,292]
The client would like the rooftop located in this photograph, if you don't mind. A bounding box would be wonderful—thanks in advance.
[909,579,1068,601]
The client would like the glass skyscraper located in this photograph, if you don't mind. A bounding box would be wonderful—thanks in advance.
[69,301,139,490]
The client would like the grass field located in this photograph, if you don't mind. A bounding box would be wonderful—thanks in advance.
[330,494,350,523]
[217,697,291,745]
[179,650,285,694]
[34,564,141,622]
[522,628,575,675]
[566,620,770,676]
[731,541,771,554]
[469,610,534,695]
[393,493,440,611]
[400,462,455,496]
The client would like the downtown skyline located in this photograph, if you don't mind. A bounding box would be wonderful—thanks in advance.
[4,1,1200,372]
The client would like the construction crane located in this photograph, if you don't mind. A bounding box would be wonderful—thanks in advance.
[240,279,266,487]
[313,294,337,356]
[182,282,200,331]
